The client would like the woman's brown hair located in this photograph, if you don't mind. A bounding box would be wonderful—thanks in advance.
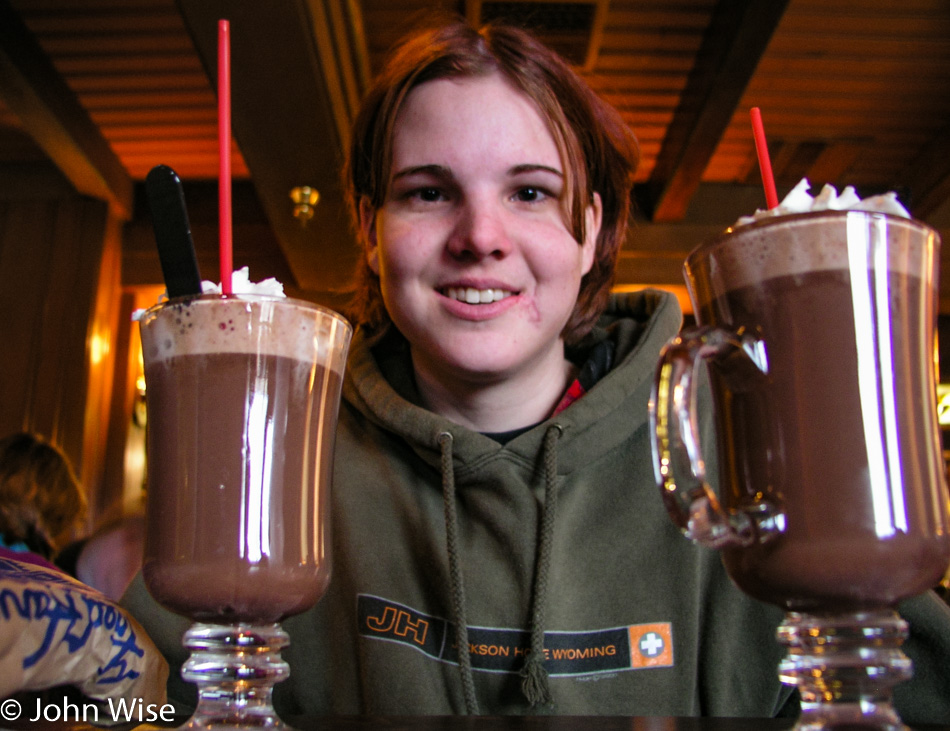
[0,432,85,558]
[343,18,640,344]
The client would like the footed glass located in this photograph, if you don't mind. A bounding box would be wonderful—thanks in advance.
[649,211,950,730]
[139,294,351,729]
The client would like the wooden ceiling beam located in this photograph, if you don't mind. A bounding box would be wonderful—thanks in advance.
[303,0,372,152]
[0,0,133,219]
[175,0,365,298]
[639,0,790,223]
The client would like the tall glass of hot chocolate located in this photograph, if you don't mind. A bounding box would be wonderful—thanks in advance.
[139,291,351,729]
[650,183,950,730]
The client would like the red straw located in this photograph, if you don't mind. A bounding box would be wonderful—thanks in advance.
[750,107,779,210]
[218,19,233,295]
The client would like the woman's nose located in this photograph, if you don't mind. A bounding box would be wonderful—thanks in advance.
[447,197,512,260]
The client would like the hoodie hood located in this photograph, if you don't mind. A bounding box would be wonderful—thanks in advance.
[342,289,683,471]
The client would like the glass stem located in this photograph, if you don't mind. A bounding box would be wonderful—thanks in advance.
[777,609,911,730]
[180,622,291,730]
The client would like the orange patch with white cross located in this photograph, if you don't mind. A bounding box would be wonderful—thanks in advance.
[629,623,673,668]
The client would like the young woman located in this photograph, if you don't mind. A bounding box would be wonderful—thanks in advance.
[124,19,950,720]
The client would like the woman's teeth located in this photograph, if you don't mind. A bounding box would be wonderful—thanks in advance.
[444,287,513,304]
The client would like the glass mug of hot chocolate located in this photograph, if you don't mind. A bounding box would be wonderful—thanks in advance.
[650,203,950,730]
[139,293,351,729]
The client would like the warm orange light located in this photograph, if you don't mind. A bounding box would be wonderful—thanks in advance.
[89,330,111,366]
[938,385,950,427]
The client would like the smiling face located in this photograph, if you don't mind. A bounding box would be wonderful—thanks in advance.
[361,73,601,397]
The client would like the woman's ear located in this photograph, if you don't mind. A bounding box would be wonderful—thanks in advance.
[359,197,380,275]
[581,192,603,276]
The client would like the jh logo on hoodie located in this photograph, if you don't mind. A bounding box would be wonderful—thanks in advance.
[358,594,674,676]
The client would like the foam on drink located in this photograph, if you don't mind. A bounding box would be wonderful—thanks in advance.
[694,212,937,296]
[689,180,931,297]
[141,295,343,363]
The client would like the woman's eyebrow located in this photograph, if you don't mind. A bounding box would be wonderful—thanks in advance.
[509,164,563,178]
[392,164,452,181]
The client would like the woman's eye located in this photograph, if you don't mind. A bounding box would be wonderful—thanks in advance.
[514,187,548,203]
[415,187,443,202]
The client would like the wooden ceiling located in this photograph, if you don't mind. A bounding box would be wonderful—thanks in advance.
[2,0,950,310]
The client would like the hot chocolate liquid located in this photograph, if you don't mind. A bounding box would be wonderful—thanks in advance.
[140,296,347,623]
[688,212,950,611]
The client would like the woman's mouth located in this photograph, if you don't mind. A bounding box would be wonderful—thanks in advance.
[441,286,515,304]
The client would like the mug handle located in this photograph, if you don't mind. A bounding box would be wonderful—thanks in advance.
[649,326,784,549]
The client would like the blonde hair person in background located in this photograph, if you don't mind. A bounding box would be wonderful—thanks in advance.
[0,436,171,710]
[0,432,85,565]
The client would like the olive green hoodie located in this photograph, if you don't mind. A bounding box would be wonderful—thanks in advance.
[123,290,950,720]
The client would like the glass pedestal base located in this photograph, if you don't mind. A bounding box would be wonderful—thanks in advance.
[778,610,911,730]
[179,622,291,730]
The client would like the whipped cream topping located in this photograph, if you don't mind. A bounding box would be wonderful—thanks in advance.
[132,266,286,320]
[735,178,911,227]
[200,266,286,297]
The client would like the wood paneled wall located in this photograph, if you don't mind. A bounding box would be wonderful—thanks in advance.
[0,166,125,534]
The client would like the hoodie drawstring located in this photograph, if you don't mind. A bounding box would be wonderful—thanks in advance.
[520,424,562,707]
[439,425,563,714]
[439,431,480,715]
